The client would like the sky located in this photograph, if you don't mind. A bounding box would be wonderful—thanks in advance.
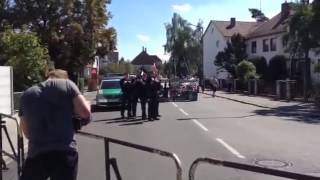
[107,0,294,62]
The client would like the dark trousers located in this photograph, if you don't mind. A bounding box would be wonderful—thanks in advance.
[132,97,146,118]
[155,99,159,116]
[121,95,130,117]
[131,97,138,117]
[20,150,78,180]
[148,98,157,119]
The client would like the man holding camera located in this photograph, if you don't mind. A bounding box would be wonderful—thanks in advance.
[19,69,91,180]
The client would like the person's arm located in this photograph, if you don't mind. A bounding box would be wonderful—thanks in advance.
[19,116,30,139]
[73,94,91,119]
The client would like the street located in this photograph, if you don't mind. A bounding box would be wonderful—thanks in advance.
[74,92,320,180]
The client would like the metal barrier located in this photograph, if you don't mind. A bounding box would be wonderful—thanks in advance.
[189,157,320,180]
[77,131,183,180]
[0,113,25,180]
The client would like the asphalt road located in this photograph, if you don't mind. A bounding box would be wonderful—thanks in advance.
[4,92,320,180]
[76,93,320,180]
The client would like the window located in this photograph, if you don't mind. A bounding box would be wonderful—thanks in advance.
[216,40,220,48]
[270,38,277,51]
[263,39,269,52]
[251,41,257,54]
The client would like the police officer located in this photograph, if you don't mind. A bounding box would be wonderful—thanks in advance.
[133,73,147,120]
[154,75,162,117]
[120,73,131,118]
[147,73,159,121]
[129,76,138,118]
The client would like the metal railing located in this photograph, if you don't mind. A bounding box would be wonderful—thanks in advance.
[189,157,320,180]
[77,131,183,180]
[0,113,25,180]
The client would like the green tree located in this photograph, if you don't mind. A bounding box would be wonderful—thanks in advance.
[283,2,318,99]
[0,29,49,91]
[13,0,116,77]
[215,33,247,77]
[268,55,288,82]
[249,8,269,22]
[248,56,268,80]
[311,0,320,47]
[164,13,203,77]
[0,0,10,30]
[236,60,256,81]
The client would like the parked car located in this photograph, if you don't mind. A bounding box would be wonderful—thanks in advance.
[169,78,199,101]
[96,78,122,108]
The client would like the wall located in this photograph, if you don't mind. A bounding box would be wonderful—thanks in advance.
[247,33,287,63]
[310,51,320,84]
[203,22,227,80]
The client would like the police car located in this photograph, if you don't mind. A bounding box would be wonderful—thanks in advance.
[96,78,123,107]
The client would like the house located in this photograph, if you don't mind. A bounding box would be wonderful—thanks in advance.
[203,1,320,83]
[203,18,256,80]
[131,47,162,72]
[98,51,119,68]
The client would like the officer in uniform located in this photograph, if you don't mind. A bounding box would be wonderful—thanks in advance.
[129,76,138,118]
[120,73,131,118]
[154,75,162,117]
[134,73,148,120]
[147,74,159,121]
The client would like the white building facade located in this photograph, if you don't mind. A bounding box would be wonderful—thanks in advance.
[203,2,320,83]
[203,21,228,80]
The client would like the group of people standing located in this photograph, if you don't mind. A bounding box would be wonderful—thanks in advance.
[120,72,161,121]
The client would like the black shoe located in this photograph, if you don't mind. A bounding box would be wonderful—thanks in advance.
[157,114,161,117]
[148,117,153,121]
[153,117,160,120]
[142,116,146,120]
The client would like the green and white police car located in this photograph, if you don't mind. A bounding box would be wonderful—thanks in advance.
[96,78,122,107]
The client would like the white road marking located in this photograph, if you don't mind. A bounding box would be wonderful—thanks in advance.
[179,108,189,116]
[216,138,246,159]
[192,119,209,132]
[172,102,178,107]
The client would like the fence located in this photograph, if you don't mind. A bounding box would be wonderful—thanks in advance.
[77,131,183,180]
[0,113,24,180]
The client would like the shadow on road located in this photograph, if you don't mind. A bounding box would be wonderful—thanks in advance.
[93,116,154,126]
[176,115,256,121]
[253,104,320,124]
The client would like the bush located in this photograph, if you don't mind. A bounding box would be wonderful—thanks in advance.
[236,60,256,81]
[248,56,267,80]
[0,29,49,91]
[268,55,288,82]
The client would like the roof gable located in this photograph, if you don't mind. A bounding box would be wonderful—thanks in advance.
[247,13,289,38]
[131,51,162,65]
[213,21,257,37]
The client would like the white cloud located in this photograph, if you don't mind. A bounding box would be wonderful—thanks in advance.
[172,3,192,13]
[137,34,150,43]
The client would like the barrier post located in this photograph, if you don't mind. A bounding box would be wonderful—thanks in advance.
[104,138,111,180]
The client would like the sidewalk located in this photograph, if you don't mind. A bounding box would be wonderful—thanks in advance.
[203,90,316,109]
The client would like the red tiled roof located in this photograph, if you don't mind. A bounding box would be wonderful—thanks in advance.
[131,51,162,65]
[247,13,289,38]
[214,21,258,37]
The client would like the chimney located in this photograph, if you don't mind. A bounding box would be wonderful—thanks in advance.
[227,18,236,29]
[281,2,291,19]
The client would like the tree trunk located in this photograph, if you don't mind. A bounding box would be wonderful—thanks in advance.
[303,49,311,101]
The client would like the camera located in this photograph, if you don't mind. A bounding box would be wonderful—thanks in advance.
[72,115,91,131]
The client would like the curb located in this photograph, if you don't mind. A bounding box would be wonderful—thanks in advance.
[201,92,271,109]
